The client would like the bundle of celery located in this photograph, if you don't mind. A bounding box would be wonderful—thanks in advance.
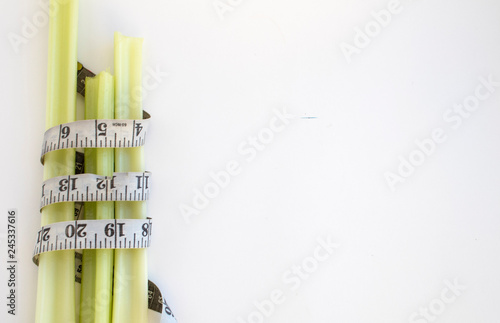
[36,1,148,322]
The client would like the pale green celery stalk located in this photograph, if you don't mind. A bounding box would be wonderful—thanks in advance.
[80,72,115,323]
[35,0,78,323]
[112,32,148,323]
[79,202,96,323]
[79,73,99,323]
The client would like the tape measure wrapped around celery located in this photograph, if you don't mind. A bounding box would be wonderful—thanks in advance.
[76,38,150,323]
[35,1,174,322]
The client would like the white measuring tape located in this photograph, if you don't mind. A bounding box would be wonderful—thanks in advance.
[32,216,177,323]
[40,172,151,209]
[40,111,150,163]
[32,218,153,265]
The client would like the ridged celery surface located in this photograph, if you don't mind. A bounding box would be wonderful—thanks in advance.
[80,72,115,323]
[112,32,148,323]
[35,0,79,322]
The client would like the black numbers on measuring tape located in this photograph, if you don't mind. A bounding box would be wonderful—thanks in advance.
[97,122,107,136]
[61,126,70,139]
[40,173,150,210]
[96,176,117,190]
[42,228,50,241]
[142,223,150,237]
[59,177,78,192]
[65,224,74,238]
[158,295,175,316]
[163,298,174,316]
[96,178,106,190]
[110,176,116,189]
[104,223,114,237]
[77,223,87,237]
[37,227,50,243]
[104,222,126,237]
[116,222,125,237]
[135,122,143,136]
[41,116,150,159]
[136,175,150,189]
[65,223,87,238]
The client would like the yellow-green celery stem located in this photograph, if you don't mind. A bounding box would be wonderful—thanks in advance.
[112,32,148,323]
[36,0,79,322]
[80,72,115,323]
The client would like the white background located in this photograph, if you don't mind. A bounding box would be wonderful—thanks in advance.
[1,0,500,322]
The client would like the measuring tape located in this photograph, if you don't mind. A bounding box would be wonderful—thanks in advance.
[40,172,151,209]
[32,218,152,265]
[32,216,177,323]
[40,111,150,163]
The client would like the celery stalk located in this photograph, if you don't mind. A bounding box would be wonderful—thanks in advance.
[79,242,96,323]
[80,72,115,323]
[35,1,79,323]
[112,32,148,323]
